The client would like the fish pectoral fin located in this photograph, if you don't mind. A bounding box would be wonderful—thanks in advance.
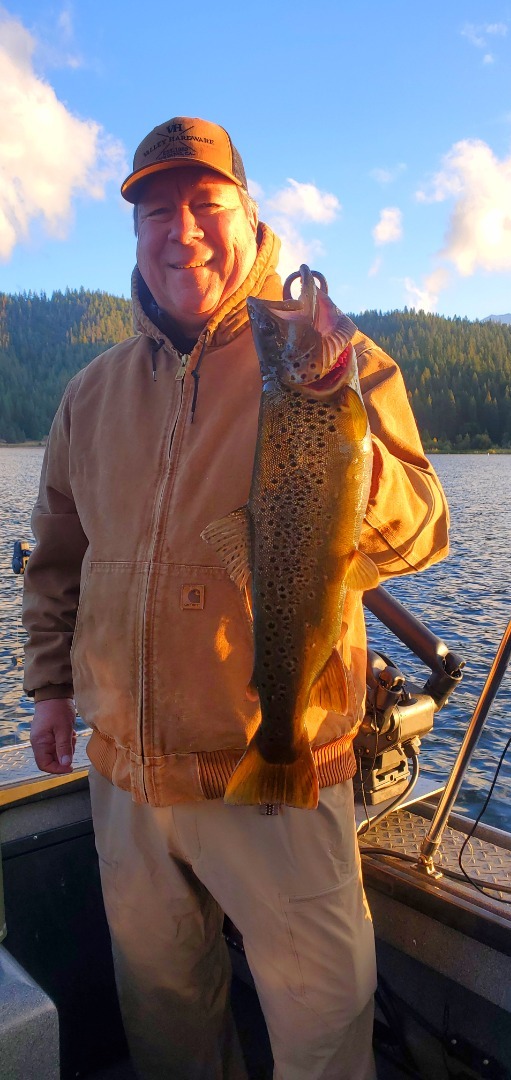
[340,386,368,440]
[224,733,319,810]
[246,676,259,702]
[200,507,251,590]
[309,650,349,714]
[344,549,380,592]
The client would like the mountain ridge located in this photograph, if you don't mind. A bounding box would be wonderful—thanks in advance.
[1,290,510,451]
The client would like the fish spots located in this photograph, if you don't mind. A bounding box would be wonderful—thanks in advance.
[249,383,366,717]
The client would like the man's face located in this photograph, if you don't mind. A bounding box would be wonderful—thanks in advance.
[136,168,258,338]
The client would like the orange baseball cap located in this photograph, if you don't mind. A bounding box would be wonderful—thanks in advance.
[121,116,248,202]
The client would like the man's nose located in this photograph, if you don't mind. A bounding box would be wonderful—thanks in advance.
[168,206,203,242]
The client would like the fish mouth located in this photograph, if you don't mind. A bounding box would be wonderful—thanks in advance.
[303,344,352,396]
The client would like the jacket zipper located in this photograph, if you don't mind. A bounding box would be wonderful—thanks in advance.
[138,343,199,800]
[175,353,190,381]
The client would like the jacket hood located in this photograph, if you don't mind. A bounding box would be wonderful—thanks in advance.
[131,221,282,351]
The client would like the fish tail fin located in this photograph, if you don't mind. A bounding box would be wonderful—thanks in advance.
[224,735,319,810]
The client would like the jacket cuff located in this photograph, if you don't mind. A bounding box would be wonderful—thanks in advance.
[33,684,75,703]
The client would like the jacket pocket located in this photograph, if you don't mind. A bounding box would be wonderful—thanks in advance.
[71,560,149,751]
[148,562,258,756]
[280,868,376,1022]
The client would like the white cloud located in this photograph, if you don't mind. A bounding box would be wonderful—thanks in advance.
[461,22,507,59]
[267,179,340,223]
[372,207,403,246]
[416,139,511,275]
[486,23,507,36]
[461,24,486,48]
[247,178,264,200]
[0,9,126,261]
[269,216,325,283]
[57,6,73,39]
[30,3,85,70]
[403,269,450,313]
[370,163,406,184]
[251,177,340,281]
[368,256,382,277]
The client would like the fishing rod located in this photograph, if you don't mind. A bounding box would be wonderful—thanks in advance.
[363,585,465,708]
[417,616,511,877]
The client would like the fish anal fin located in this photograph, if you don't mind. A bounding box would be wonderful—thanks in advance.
[344,549,380,592]
[341,386,368,440]
[224,735,319,810]
[309,650,348,714]
[201,507,251,590]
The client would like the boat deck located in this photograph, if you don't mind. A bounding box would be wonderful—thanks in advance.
[0,730,91,805]
[2,737,511,1078]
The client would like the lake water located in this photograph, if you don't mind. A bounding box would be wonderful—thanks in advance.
[1,448,510,830]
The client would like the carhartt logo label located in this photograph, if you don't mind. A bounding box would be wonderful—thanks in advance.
[181,585,205,610]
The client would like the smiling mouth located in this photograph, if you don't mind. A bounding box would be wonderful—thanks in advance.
[170,262,208,270]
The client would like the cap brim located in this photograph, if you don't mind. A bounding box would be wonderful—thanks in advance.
[121,159,244,203]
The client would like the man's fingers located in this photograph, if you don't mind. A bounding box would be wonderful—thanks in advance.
[30,699,76,775]
[30,730,73,773]
[56,745,73,766]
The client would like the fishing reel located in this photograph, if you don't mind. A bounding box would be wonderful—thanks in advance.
[11,541,32,668]
[12,540,31,575]
[354,651,437,804]
[354,587,465,805]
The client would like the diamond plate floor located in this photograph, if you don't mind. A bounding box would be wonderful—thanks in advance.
[0,730,90,791]
[362,806,511,903]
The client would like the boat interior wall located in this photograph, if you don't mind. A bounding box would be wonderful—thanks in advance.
[2,776,511,1079]
[1,778,128,1080]
[0,946,59,1080]
[375,939,511,1079]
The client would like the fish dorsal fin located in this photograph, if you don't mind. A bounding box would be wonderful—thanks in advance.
[341,386,368,440]
[201,508,251,590]
[309,650,349,714]
[344,549,380,591]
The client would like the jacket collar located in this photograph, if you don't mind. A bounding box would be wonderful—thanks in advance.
[131,222,282,354]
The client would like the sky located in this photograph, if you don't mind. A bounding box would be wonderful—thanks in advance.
[2,1,511,319]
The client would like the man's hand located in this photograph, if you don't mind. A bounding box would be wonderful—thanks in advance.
[30,698,77,774]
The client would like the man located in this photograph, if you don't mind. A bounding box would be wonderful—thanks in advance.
[23,116,449,1080]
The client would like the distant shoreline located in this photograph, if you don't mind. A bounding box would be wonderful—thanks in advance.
[0,442,46,449]
[1,441,510,455]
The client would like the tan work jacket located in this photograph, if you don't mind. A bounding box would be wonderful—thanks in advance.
[22,224,449,806]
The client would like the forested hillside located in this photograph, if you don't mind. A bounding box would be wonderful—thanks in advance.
[0,290,133,443]
[1,290,510,450]
[355,309,511,451]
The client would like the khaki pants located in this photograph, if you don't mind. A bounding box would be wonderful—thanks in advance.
[89,767,377,1080]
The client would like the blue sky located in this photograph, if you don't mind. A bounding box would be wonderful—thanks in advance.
[2,1,511,319]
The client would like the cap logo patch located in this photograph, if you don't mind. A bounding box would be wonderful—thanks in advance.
[144,124,215,165]
[158,144,197,162]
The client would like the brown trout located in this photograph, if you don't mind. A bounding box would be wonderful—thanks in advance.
[201,266,379,809]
